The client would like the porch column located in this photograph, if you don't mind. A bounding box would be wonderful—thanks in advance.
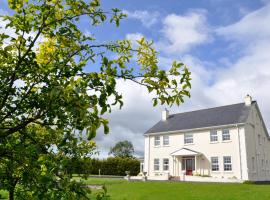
[195,156,197,174]
[172,156,174,176]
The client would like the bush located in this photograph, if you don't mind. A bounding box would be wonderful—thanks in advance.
[67,157,140,176]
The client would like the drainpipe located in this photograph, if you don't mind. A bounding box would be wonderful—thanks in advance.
[237,125,243,180]
[148,136,150,176]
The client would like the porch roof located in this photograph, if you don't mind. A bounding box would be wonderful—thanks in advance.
[170,148,201,156]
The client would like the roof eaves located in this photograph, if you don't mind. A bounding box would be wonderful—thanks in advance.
[144,122,246,136]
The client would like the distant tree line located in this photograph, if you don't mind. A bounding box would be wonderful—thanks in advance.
[66,157,140,176]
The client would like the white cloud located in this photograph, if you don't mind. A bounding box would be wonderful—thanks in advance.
[125,32,144,47]
[216,3,270,42]
[124,10,159,28]
[95,4,270,157]
[158,10,211,54]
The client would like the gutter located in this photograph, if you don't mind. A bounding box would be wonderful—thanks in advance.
[145,123,246,136]
[148,136,150,174]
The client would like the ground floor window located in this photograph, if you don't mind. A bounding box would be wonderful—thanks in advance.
[154,159,159,171]
[223,156,232,171]
[163,158,169,171]
[211,157,219,171]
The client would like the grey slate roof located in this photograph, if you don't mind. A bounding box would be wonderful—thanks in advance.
[145,102,255,134]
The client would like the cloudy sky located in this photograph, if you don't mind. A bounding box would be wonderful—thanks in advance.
[1,0,270,158]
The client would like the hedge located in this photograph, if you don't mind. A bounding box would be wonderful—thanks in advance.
[67,157,140,176]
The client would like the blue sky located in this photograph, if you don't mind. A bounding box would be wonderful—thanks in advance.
[1,0,270,157]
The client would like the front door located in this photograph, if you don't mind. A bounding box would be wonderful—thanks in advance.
[186,158,194,176]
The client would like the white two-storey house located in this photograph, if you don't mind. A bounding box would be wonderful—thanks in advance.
[144,95,270,182]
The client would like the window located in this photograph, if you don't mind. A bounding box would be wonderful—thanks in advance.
[182,160,186,170]
[154,159,159,171]
[252,157,255,171]
[184,133,193,144]
[262,159,265,170]
[163,158,169,171]
[154,136,160,146]
[223,156,232,171]
[211,157,219,171]
[222,129,230,141]
[210,130,218,142]
[163,135,169,146]
[258,135,262,145]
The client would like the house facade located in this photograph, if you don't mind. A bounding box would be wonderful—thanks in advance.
[144,95,270,181]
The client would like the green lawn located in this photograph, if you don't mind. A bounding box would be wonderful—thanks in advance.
[1,178,270,200]
[83,178,270,200]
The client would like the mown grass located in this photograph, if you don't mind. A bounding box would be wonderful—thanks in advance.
[83,178,270,200]
[1,178,270,200]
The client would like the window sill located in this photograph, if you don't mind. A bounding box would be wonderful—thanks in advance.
[184,143,194,146]
[223,171,233,174]
[222,140,232,143]
[210,141,219,144]
[163,145,170,147]
[154,145,161,148]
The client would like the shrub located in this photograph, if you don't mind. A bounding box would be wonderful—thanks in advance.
[67,157,140,176]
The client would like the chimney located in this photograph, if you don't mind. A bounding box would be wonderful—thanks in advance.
[244,94,252,106]
[162,109,169,121]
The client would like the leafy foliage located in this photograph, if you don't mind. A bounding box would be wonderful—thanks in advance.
[109,140,135,158]
[0,0,191,199]
[67,157,140,176]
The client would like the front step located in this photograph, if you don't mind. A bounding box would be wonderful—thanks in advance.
[170,176,181,181]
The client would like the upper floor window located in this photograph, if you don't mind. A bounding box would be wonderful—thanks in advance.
[163,158,169,171]
[211,157,219,171]
[154,136,160,146]
[154,158,160,171]
[223,156,232,171]
[184,133,193,144]
[163,135,169,146]
[222,129,230,141]
[258,135,262,145]
[210,130,218,142]
[252,157,255,171]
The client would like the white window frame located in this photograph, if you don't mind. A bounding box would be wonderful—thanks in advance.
[163,158,169,171]
[184,133,193,144]
[252,157,255,172]
[211,157,219,171]
[222,129,230,141]
[210,130,218,142]
[163,135,169,146]
[154,159,160,171]
[258,134,262,145]
[223,156,232,171]
[154,136,160,146]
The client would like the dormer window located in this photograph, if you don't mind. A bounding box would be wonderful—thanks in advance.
[222,129,230,141]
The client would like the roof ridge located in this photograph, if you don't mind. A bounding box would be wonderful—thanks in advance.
[169,101,256,116]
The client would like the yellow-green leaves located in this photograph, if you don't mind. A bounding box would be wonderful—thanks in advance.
[8,0,25,12]
[1,0,191,199]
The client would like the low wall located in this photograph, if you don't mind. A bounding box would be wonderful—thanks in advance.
[128,175,243,183]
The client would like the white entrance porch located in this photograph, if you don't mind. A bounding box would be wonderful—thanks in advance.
[171,148,203,177]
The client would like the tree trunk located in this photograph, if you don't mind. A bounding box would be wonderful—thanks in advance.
[9,188,14,200]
